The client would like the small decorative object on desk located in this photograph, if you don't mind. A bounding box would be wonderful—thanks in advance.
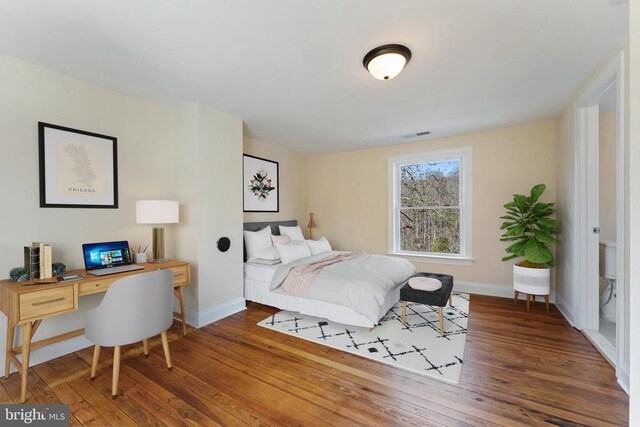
[132,245,148,263]
[53,262,66,276]
[9,267,29,282]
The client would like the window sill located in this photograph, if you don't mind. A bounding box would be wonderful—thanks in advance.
[387,253,475,267]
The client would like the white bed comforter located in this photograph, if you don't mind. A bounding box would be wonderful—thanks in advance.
[270,251,416,323]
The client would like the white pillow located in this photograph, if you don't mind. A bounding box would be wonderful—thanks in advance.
[250,246,280,261]
[243,226,272,260]
[306,236,332,255]
[279,225,305,242]
[271,234,291,245]
[276,240,311,265]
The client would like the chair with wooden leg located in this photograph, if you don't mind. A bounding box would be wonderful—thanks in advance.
[85,270,174,399]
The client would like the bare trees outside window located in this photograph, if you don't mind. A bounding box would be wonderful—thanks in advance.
[399,160,461,254]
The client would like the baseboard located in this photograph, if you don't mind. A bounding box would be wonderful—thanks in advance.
[454,280,556,303]
[617,362,630,394]
[185,297,246,328]
[554,294,578,328]
[1,335,93,375]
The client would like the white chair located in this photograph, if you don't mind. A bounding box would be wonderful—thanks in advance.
[85,269,174,399]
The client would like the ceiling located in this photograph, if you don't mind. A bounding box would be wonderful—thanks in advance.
[0,1,629,154]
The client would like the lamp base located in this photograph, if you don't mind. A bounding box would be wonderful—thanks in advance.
[151,226,166,263]
[148,258,169,263]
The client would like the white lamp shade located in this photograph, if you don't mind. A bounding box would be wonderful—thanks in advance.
[367,53,408,80]
[136,200,179,224]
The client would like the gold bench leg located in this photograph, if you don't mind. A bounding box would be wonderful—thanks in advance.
[438,307,444,336]
[401,301,407,325]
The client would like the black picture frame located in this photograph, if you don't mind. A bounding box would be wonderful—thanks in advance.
[243,154,279,213]
[38,122,118,208]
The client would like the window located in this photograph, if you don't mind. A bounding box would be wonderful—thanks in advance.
[388,147,473,264]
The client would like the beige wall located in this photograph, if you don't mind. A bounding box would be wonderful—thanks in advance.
[307,120,557,289]
[243,136,309,232]
[0,53,244,368]
[599,111,617,242]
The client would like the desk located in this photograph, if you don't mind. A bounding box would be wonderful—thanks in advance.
[0,260,191,403]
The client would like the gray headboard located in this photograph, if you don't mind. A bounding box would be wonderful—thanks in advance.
[243,220,298,261]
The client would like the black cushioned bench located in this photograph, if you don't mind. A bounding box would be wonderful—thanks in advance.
[400,272,454,335]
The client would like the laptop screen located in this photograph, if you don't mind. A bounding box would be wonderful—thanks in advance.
[82,241,133,271]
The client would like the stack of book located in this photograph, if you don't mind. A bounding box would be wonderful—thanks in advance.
[23,242,52,280]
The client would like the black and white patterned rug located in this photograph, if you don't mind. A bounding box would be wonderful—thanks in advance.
[258,292,469,384]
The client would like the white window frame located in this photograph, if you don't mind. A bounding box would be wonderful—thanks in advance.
[388,147,473,266]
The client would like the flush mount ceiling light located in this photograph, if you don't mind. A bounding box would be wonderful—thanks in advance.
[363,44,412,80]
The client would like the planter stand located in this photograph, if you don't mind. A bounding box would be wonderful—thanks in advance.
[513,264,550,312]
[514,291,549,311]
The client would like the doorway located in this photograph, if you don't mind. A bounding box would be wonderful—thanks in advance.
[576,51,625,383]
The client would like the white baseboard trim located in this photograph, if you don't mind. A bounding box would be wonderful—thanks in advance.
[1,335,93,375]
[454,280,556,303]
[0,298,247,374]
[554,294,578,328]
[185,297,246,329]
[617,362,630,394]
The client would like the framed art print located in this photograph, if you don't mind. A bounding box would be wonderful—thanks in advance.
[243,154,279,212]
[39,122,118,208]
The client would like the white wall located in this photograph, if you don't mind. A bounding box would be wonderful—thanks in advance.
[628,1,639,422]
[0,53,244,369]
[555,44,631,390]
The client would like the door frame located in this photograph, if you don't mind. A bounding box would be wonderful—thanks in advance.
[575,51,626,386]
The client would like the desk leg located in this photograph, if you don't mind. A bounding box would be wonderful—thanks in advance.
[20,322,32,403]
[5,322,15,378]
[176,286,187,336]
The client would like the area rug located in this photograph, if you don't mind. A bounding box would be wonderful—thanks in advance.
[258,292,469,384]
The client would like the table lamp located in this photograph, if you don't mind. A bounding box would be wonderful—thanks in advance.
[136,200,179,263]
[308,212,317,239]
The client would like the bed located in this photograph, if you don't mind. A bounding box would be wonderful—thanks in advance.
[243,220,416,328]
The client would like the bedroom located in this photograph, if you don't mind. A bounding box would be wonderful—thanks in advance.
[0,0,639,425]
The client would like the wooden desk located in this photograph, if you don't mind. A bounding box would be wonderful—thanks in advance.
[0,260,191,403]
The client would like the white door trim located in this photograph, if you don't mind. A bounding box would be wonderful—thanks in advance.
[575,50,626,391]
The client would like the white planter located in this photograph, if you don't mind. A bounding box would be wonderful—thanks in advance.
[513,264,550,295]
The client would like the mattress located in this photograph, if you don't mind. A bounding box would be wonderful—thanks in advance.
[244,276,401,328]
[243,262,279,283]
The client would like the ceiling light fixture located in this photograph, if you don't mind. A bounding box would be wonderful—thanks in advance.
[363,44,412,80]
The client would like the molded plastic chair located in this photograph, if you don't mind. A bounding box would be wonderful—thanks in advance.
[85,269,174,398]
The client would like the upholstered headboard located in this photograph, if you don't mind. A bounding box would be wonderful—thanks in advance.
[243,220,298,261]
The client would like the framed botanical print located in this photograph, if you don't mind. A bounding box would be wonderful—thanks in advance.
[243,154,279,212]
[39,122,118,208]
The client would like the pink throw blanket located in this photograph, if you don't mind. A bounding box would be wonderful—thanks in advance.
[281,252,360,297]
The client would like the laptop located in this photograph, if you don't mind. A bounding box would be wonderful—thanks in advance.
[82,240,144,276]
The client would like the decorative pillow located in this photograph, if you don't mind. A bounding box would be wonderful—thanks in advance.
[408,277,442,292]
[276,240,311,265]
[271,234,291,246]
[243,226,272,260]
[306,236,332,255]
[249,246,280,261]
[279,225,305,242]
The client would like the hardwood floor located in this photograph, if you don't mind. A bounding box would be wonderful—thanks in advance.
[0,295,629,426]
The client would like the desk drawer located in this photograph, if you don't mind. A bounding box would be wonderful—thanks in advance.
[20,286,76,321]
[170,265,190,285]
[79,280,111,296]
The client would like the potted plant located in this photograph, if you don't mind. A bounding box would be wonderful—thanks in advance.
[500,184,560,307]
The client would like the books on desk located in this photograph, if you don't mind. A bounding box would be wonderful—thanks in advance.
[23,242,53,280]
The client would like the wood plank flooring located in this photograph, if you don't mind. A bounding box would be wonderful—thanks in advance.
[0,295,629,426]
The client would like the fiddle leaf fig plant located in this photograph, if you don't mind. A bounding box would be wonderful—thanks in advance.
[500,183,560,267]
